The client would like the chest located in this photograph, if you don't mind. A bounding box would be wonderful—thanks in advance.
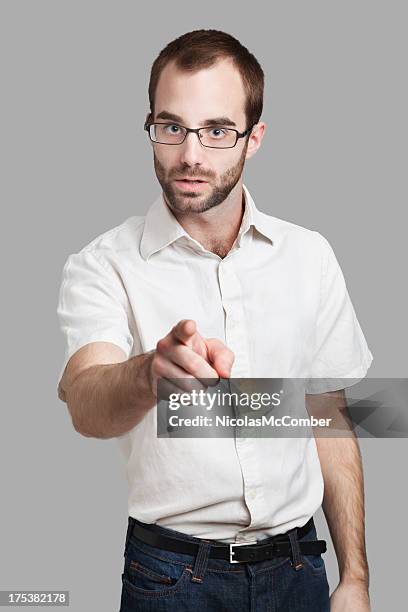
[117,241,321,377]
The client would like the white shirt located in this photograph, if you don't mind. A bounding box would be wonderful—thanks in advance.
[57,184,373,543]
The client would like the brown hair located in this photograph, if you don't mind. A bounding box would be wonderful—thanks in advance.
[148,29,264,129]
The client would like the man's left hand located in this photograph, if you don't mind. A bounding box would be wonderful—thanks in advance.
[330,580,371,611]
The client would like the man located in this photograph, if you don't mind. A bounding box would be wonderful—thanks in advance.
[57,29,373,611]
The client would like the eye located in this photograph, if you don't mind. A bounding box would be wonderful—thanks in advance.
[164,124,181,133]
[207,127,228,139]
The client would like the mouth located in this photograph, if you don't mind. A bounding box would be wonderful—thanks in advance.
[175,178,208,183]
[174,178,209,192]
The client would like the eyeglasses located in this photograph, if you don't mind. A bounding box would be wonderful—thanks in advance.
[144,122,254,149]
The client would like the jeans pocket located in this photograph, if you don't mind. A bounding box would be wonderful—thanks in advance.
[122,538,192,598]
[302,553,327,574]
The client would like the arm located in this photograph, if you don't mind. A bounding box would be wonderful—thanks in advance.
[59,342,156,439]
[307,389,371,610]
[59,319,233,440]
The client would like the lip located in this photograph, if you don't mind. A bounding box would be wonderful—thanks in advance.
[174,179,209,192]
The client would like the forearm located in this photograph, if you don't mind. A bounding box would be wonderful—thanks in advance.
[318,434,369,586]
[313,391,369,587]
[66,350,156,439]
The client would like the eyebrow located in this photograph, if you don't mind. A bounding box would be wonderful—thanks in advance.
[155,110,237,128]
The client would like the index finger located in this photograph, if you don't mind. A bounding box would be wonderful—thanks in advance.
[172,319,197,347]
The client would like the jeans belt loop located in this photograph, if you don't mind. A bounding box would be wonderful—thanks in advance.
[191,540,212,582]
[288,529,304,570]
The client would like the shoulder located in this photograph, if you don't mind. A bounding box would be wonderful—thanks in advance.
[257,208,331,255]
[79,215,146,258]
[60,215,146,281]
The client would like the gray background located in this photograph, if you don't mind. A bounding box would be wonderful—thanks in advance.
[1,0,406,610]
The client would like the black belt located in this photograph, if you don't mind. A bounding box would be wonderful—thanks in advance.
[129,517,327,564]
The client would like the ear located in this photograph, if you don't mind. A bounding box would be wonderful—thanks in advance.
[245,122,266,160]
[145,111,152,126]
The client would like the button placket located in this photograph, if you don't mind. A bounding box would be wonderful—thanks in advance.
[218,257,265,532]
[218,262,251,378]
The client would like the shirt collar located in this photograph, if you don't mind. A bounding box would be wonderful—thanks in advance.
[140,183,274,261]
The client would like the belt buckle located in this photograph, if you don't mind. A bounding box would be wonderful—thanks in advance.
[229,540,258,564]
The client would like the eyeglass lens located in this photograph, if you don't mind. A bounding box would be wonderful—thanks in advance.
[150,124,237,148]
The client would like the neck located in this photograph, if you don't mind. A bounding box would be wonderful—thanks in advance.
[166,180,245,258]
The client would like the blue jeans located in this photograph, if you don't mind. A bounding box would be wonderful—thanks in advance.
[119,517,330,611]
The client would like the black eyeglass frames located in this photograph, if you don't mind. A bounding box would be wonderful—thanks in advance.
[144,122,254,149]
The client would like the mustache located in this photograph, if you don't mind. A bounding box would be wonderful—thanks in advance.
[170,169,215,180]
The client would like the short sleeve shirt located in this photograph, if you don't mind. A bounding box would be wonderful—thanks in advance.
[56,184,373,542]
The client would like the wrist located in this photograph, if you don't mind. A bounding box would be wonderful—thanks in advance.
[127,350,157,406]
[143,349,157,398]
[340,574,369,591]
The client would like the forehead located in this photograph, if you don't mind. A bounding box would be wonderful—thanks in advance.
[154,58,246,126]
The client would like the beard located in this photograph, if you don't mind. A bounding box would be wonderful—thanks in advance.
[153,142,248,214]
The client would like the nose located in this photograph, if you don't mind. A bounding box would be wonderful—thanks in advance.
[178,131,206,167]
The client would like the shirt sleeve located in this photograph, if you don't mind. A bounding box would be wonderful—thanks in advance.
[305,234,373,394]
[56,249,134,386]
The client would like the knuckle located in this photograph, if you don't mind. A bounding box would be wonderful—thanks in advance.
[156,338,168,353]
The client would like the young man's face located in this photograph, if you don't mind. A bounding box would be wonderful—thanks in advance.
[149,58,262,214]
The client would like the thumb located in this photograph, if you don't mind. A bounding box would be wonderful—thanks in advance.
[205,338,235,378]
